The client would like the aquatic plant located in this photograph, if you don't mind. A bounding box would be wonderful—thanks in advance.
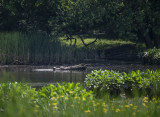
[0,82,160,117]
[85,69,160,98]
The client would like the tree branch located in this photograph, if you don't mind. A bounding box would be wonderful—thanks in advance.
[78,35,98,47]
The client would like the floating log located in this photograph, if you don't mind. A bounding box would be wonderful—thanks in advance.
[53,64,89,71]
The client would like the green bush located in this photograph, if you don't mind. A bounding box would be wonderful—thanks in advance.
[39,82,93,99]
[140,48,160,65]
[84,69,124,97]
[85,69,160,98]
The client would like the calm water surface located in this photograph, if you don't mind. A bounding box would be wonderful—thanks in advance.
[0,67,87,87]
[0,64,160,87]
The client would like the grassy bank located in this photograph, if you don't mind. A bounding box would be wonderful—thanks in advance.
[0,32,98,65]
[59,36,135,49]
[0,32,136,65]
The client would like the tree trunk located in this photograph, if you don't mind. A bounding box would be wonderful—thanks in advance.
[153,34,160,48]
[140,28,153,48]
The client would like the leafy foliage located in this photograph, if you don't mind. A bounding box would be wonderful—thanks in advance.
[0,0,159,48]
[139,48,160,65]
[39,82,93,99]
[0,82,94,117]
[0,82,160,117]
[85,69,160,97]
[84,69,123,97]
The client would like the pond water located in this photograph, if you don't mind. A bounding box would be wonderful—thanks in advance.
[0,67,87,88]
[0,69,87,87]
[0,64,160,88]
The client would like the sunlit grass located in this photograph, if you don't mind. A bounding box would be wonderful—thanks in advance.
[0,32,145,64]
[58,36,135,49]
[0,32,98,64]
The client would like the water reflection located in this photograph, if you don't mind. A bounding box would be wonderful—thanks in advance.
[0,69,87,87]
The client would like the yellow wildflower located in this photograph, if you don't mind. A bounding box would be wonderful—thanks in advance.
[143,97,148,101]
[142,103,146,107]
[144,100,148,103]
[52,103,57,106]
[152,98,158,103]
[103,108,108,113]
[84,109,91,113]
[115,109,120,112]
[69,91,73,94]
[53,106,58,109]
[35,105,40,108]
[96,102,100,106]
[152,98,156,101]
[83,97,86,101]
[129,104,133,106]
[65,97,69,100]
[132,106,137,110]
[124,105,129,108]
[102,102,106,107]
[143,97,148,103]
[51,97,56,100]
[93,104,97,107]
[60,95,64,98]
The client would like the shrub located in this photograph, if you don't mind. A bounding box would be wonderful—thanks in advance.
[84,69,124,97]
[139,48,160,65]
[85,69,160,98]
[39,82,93,99]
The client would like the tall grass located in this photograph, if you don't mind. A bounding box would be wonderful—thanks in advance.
[0,32,98,64]
[0,82,160,117]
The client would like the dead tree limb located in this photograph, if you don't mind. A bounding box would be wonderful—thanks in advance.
[63,35,77,46]
[78,35,98,47]
[63,34,98,47]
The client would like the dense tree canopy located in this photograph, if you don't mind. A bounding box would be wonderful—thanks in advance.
[0,0,159,48]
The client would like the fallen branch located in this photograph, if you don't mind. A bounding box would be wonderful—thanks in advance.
[78,35,98,47]
[63,35,77,46]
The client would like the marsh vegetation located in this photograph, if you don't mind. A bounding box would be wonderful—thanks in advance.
[0,0,160,116]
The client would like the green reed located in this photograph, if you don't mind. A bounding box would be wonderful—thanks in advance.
[0,82,160,117]
[0,32,97,64]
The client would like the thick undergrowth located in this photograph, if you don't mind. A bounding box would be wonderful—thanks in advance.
[85,69,160,98]
[0,82,160,117]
